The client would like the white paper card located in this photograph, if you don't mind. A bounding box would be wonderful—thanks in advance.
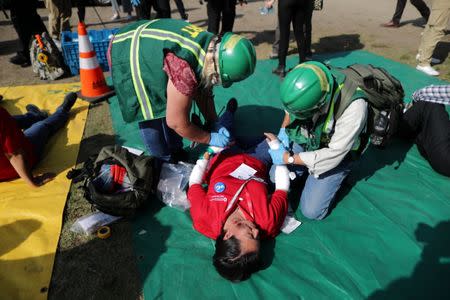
[122,146,144,156]
[229,163,257,180]
[280,215,302,234]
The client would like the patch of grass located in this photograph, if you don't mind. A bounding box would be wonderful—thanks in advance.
[400,53,411,61]
[49,102,142,299]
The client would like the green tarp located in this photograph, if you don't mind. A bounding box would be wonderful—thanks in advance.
[108,50,450,299]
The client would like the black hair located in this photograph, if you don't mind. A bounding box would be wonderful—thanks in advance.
[212,232,261,282]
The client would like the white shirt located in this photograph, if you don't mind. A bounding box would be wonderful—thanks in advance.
[299,99,368,177]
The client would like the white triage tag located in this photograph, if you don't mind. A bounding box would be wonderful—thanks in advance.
[280,214,302,234]
[229,163,257,180]
[122,146,144,156]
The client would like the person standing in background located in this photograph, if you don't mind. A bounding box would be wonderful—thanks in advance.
[382,0,430,28]
[134,0,171,20]
[416,0,450,76]
[173,0,189,21]
[9,0,48,67]
[272,0,314,78]
[207,0,245,35]
[111,0,134,21]
[45,0,72,41]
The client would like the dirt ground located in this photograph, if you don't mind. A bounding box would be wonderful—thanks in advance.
[0,0,448,299]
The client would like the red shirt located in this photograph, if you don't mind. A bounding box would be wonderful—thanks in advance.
[0,108,37,181]
[163,52,198,97]
[187,153,288,240]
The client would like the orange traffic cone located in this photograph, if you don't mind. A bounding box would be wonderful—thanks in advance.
[78,22,114,103]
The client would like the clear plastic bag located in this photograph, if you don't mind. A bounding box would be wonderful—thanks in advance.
[157,162,194,211]
[70,211,121,235]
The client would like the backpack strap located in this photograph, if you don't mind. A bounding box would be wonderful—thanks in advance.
[334,75,358,120]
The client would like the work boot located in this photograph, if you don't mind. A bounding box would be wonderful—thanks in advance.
[381,20,400,28]
[25,104,48,120]
[60,92,78,112]
[9,53,31,67]
[226,98,238,114]
[272,65,286,78]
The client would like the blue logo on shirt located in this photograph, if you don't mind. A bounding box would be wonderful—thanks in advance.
[214,182,226,193]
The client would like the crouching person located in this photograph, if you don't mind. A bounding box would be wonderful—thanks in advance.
[187,132,290,282]
[268,61,369,220]
[0,92,78,187]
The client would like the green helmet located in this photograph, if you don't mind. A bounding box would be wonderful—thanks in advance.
[218,33,256,88]
[280,61,334,120]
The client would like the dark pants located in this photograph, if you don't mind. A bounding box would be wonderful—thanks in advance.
[278,0,313,67]
[76,0,89,22]
[136,0,171,20]
[400,101,450,177]
[14,107,69,159]
[138,118,183,162]
[10,0,47,57]
[392,0,430,24]
[206,0,237,35]
[174,0,188,20]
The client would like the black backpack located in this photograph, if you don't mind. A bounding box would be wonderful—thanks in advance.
[67,145,154,217]
[335,64,405,148]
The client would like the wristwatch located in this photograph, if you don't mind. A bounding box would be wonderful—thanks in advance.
[287,154,295,165]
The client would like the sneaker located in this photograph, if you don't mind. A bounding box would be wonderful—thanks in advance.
[272,65,286,78]
[226,97,238,114]
[60,92,78,112]
[25,104,48,119]
[416,65,439,76]
[415,54,441,65]
[9,53,31,67]
[125,14,133,21]
[111,13,120,21]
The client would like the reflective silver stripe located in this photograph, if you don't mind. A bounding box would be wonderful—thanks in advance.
[141,29,206,67]
[80,57,99,70]
[79,35,93,52]
[113,20,157,44]
[130,22,154,120]
[112,31,135,43]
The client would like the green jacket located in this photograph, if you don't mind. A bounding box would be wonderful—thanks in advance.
[286,68,367,151]
[111,19,214,123]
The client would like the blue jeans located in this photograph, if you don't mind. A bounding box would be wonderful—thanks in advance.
[218,110,273,166]
[15,107,69,159]
[289,143,353,220]
[139,110,239,162]
[139,118,183,162]
[13,113,46,130]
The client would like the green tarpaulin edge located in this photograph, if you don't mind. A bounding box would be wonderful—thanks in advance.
[108,50,450,300]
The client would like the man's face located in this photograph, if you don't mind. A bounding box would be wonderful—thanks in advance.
[224,219,260,254]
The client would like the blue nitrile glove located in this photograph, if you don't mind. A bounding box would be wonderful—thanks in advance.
[268,146,287,165]
[210,127,231,147]
[131,0,140,6]
[277,128,290,149]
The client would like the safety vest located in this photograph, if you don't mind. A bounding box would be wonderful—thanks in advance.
[286,68,367,152]
[111,19,214,123]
